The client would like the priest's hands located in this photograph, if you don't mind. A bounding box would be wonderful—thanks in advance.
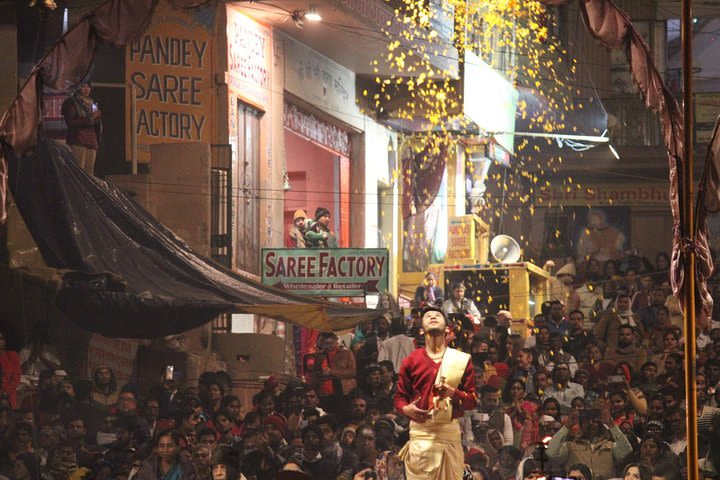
[403,398,431,423]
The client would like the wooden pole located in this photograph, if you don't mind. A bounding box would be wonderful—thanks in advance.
[681,1,699,480]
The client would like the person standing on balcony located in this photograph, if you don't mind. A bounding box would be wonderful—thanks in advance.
[61,80,102,176]
[287,209,308,248]
[305,207,338,248]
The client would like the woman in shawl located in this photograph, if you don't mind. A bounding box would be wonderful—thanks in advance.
[136,430,196,480]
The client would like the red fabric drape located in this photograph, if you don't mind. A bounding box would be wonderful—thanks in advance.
[401,141,448,219]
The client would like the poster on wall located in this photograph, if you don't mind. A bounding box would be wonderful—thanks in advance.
[545,206,631,262]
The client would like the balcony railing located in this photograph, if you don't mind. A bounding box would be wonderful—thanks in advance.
[210,144,233,269]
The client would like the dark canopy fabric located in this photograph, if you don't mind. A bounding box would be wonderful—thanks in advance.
[6,140,381,338]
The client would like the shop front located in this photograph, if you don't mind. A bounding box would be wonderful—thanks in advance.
[283,103,351,248]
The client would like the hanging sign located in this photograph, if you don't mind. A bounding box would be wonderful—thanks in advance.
[261,248,389,296]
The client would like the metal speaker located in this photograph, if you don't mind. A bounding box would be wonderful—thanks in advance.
[490,235,521,263]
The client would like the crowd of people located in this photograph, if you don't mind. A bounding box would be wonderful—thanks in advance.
[0,250,719,480]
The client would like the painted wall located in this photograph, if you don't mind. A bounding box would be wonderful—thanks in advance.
[284,130,344,242]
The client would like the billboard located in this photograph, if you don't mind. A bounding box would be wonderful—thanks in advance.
[126,0,215,163]
[261,248,389,296]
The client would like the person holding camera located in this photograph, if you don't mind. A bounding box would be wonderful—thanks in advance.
[394,306,477,480]
[304,332,356,416]
[545,401,633,480]
[463,385,514,450]
[413,272,443,307]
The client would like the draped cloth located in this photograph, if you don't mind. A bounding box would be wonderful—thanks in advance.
[398,348,470,480]
[537,0,712,323]
[401,142,448,220]
[0,0,161,223]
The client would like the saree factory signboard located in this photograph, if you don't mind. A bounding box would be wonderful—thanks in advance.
[126,0,214,163]
[261,248,389,296]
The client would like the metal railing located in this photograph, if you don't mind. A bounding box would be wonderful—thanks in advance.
[212,313,231,333]
[210,144,233,269]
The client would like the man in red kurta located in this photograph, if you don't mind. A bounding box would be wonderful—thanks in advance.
[394,306,477,480]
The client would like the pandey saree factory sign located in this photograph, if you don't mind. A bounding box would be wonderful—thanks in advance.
[261,249,389,296]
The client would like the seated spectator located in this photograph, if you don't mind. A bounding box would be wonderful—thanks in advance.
[91,365,119,411]
[412,272,443,307]
[542,362,585,410]
[605,325,648,375]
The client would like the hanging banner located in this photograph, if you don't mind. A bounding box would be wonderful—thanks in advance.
[261,248,389,296]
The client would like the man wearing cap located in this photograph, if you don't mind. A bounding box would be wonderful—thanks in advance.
[550,263,580,311]
[395,306,477,479]
[541,361,585,410]
[305,207,338,248]
[354,363,393,413]
[287,210,308,248]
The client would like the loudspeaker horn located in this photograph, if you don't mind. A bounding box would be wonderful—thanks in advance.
[490,235,522,263]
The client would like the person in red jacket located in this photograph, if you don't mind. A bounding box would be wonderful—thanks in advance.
[0,330,21,408]
[61,80,102,175]
[394,306,477,479]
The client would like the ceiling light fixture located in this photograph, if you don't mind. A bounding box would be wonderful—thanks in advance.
[609,144,620,160]
[304,5,322,22]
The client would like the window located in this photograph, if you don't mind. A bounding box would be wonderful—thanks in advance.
[236,103,263,273]
[211,144,232,268]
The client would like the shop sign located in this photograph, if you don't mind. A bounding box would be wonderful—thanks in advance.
[696,93,720,144]
[537,183,668,207]
[282,33,361,129]
[126,0,214,163]
[447,216,475,260]
[226,6,272,107]
[284,102,351,156]
[87,334,139,386]
[261,248,388,296]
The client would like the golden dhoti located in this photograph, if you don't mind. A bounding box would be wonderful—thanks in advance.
[398,417,464,480]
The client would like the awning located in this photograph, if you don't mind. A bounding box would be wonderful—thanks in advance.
[4,140,381,338]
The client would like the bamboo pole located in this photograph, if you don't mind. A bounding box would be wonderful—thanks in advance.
[681,2,699,480]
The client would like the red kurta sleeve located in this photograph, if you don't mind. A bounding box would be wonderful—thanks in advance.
[394,349,435,414]
[394,348,478,419]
